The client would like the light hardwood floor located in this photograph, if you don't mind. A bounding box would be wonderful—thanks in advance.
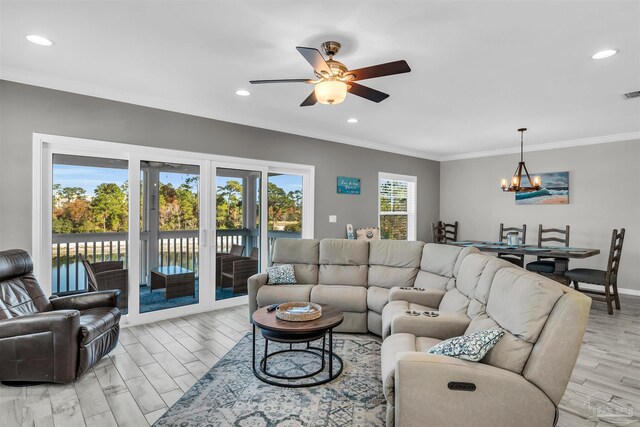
[1,298,639,427]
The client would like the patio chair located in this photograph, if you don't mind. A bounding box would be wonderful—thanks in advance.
[216,244,244,283]
[79,254,128,311]
[220,247,258,295]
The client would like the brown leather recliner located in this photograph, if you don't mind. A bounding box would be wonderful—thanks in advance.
[0,249,121,384]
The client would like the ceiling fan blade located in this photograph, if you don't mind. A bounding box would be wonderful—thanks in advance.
[348,82,389,103]
[347,60,411,81]
[250,79,312,84]
[300,91,317,107]
[296,47,333,75]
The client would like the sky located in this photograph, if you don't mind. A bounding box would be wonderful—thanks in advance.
[53,164,303,196]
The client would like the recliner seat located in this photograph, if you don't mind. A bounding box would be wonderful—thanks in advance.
[0,249,121,384]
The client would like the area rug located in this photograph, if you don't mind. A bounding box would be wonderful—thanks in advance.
[154,333,386,426]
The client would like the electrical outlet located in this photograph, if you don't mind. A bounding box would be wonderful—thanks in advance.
[329,215,337,223]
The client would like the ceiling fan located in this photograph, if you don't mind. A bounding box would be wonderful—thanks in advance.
[250,41,411,106]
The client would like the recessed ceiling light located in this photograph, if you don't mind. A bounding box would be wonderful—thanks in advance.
[592,49,618,60]
[235,89,251,96]
[26,35,54,46]
[347,118,358,124]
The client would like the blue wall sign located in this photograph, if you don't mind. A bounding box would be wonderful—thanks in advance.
[337,176,361,195]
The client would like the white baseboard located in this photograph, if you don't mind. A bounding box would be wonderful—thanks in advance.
[576,282,640,297]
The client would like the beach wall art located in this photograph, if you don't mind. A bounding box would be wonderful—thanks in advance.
[516,171,569,205]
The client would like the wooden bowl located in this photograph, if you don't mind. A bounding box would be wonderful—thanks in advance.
[276,302,322,322]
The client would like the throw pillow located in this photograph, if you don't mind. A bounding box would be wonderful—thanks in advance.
[427,328,504,362]
[267,264,297,285]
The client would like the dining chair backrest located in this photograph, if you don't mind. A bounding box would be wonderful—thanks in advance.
[538,225,570,247]
[249,247,259,260]
[537,225,570,262]
[606,228,625,281]
[499,223,527,245]
[432,221,458,244]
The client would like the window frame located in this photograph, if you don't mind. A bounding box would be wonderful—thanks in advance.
[378,172,417,241]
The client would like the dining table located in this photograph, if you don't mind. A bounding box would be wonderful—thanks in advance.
[447,240,601,284]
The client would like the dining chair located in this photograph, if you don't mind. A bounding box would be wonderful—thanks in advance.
[565,228,625,315]
[526,225,570,283]
[432,221,458,244]
[497,223,527,267]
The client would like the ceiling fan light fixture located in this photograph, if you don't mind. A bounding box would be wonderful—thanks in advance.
[314,80,347,105]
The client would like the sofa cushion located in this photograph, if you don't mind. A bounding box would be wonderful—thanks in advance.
[310,284,367,312]
[272,239,319,264]
[428,328,504,362]
[420,244,463,277]
[465,314,534,374]
[415,336,442,353]
[318,265,368,287]
[267,264,296,284]
[413,270,452,291]
[79,307,121,345]
[319,239,369,265]
[271,239,320,284]
[368,240,424,268]
[487,268,564,343]
[368,265,418,289]
[438,288,470,314]
[367,286,390,313]
[256,284,315,307]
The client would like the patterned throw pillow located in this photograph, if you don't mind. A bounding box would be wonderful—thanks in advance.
[427,329,504,362]
[267,264,297,285]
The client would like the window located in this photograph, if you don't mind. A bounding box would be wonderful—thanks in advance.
[378,172,417,241]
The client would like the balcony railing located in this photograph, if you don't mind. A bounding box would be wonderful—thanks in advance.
[51,229,301,294]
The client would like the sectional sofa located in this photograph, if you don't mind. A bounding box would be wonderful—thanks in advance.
[248,238,591,427]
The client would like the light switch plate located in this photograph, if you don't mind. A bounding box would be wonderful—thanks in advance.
[329,215,337,223]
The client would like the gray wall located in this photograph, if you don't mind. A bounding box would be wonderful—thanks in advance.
[0,80,440,252]
[440,140,640,292]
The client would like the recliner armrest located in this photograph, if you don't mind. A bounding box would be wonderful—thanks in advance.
[394,352,556,427]
[391,311,470,340]
[0,310,80,338]
[247,273,268,318]
[50,290,120,311]
[388,287,445,308]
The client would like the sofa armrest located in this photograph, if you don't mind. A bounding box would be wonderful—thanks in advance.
[391,311,470,340]
[388,287,445,308]
[50,290,120,311]
[248,273,268,318]
[0,310,81,383]
[394,352,556,427]
[0,310,80,338]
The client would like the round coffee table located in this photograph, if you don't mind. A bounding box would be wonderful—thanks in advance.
[251,304,344,387]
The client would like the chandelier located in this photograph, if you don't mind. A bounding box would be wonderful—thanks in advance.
[500,128,542,192]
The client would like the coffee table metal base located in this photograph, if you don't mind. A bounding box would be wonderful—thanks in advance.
[252,324,343,387]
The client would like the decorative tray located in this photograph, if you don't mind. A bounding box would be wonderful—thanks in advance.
[276,302,322,322]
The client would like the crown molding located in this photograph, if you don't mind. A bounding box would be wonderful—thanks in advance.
[440,131,640,161]
[0,67,441,161]
[2,67,638,163]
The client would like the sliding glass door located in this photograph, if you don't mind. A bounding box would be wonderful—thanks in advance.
[215,167,263,301]
[51,154,129,312]
[139,160,201,313]
[38,134,314,323]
